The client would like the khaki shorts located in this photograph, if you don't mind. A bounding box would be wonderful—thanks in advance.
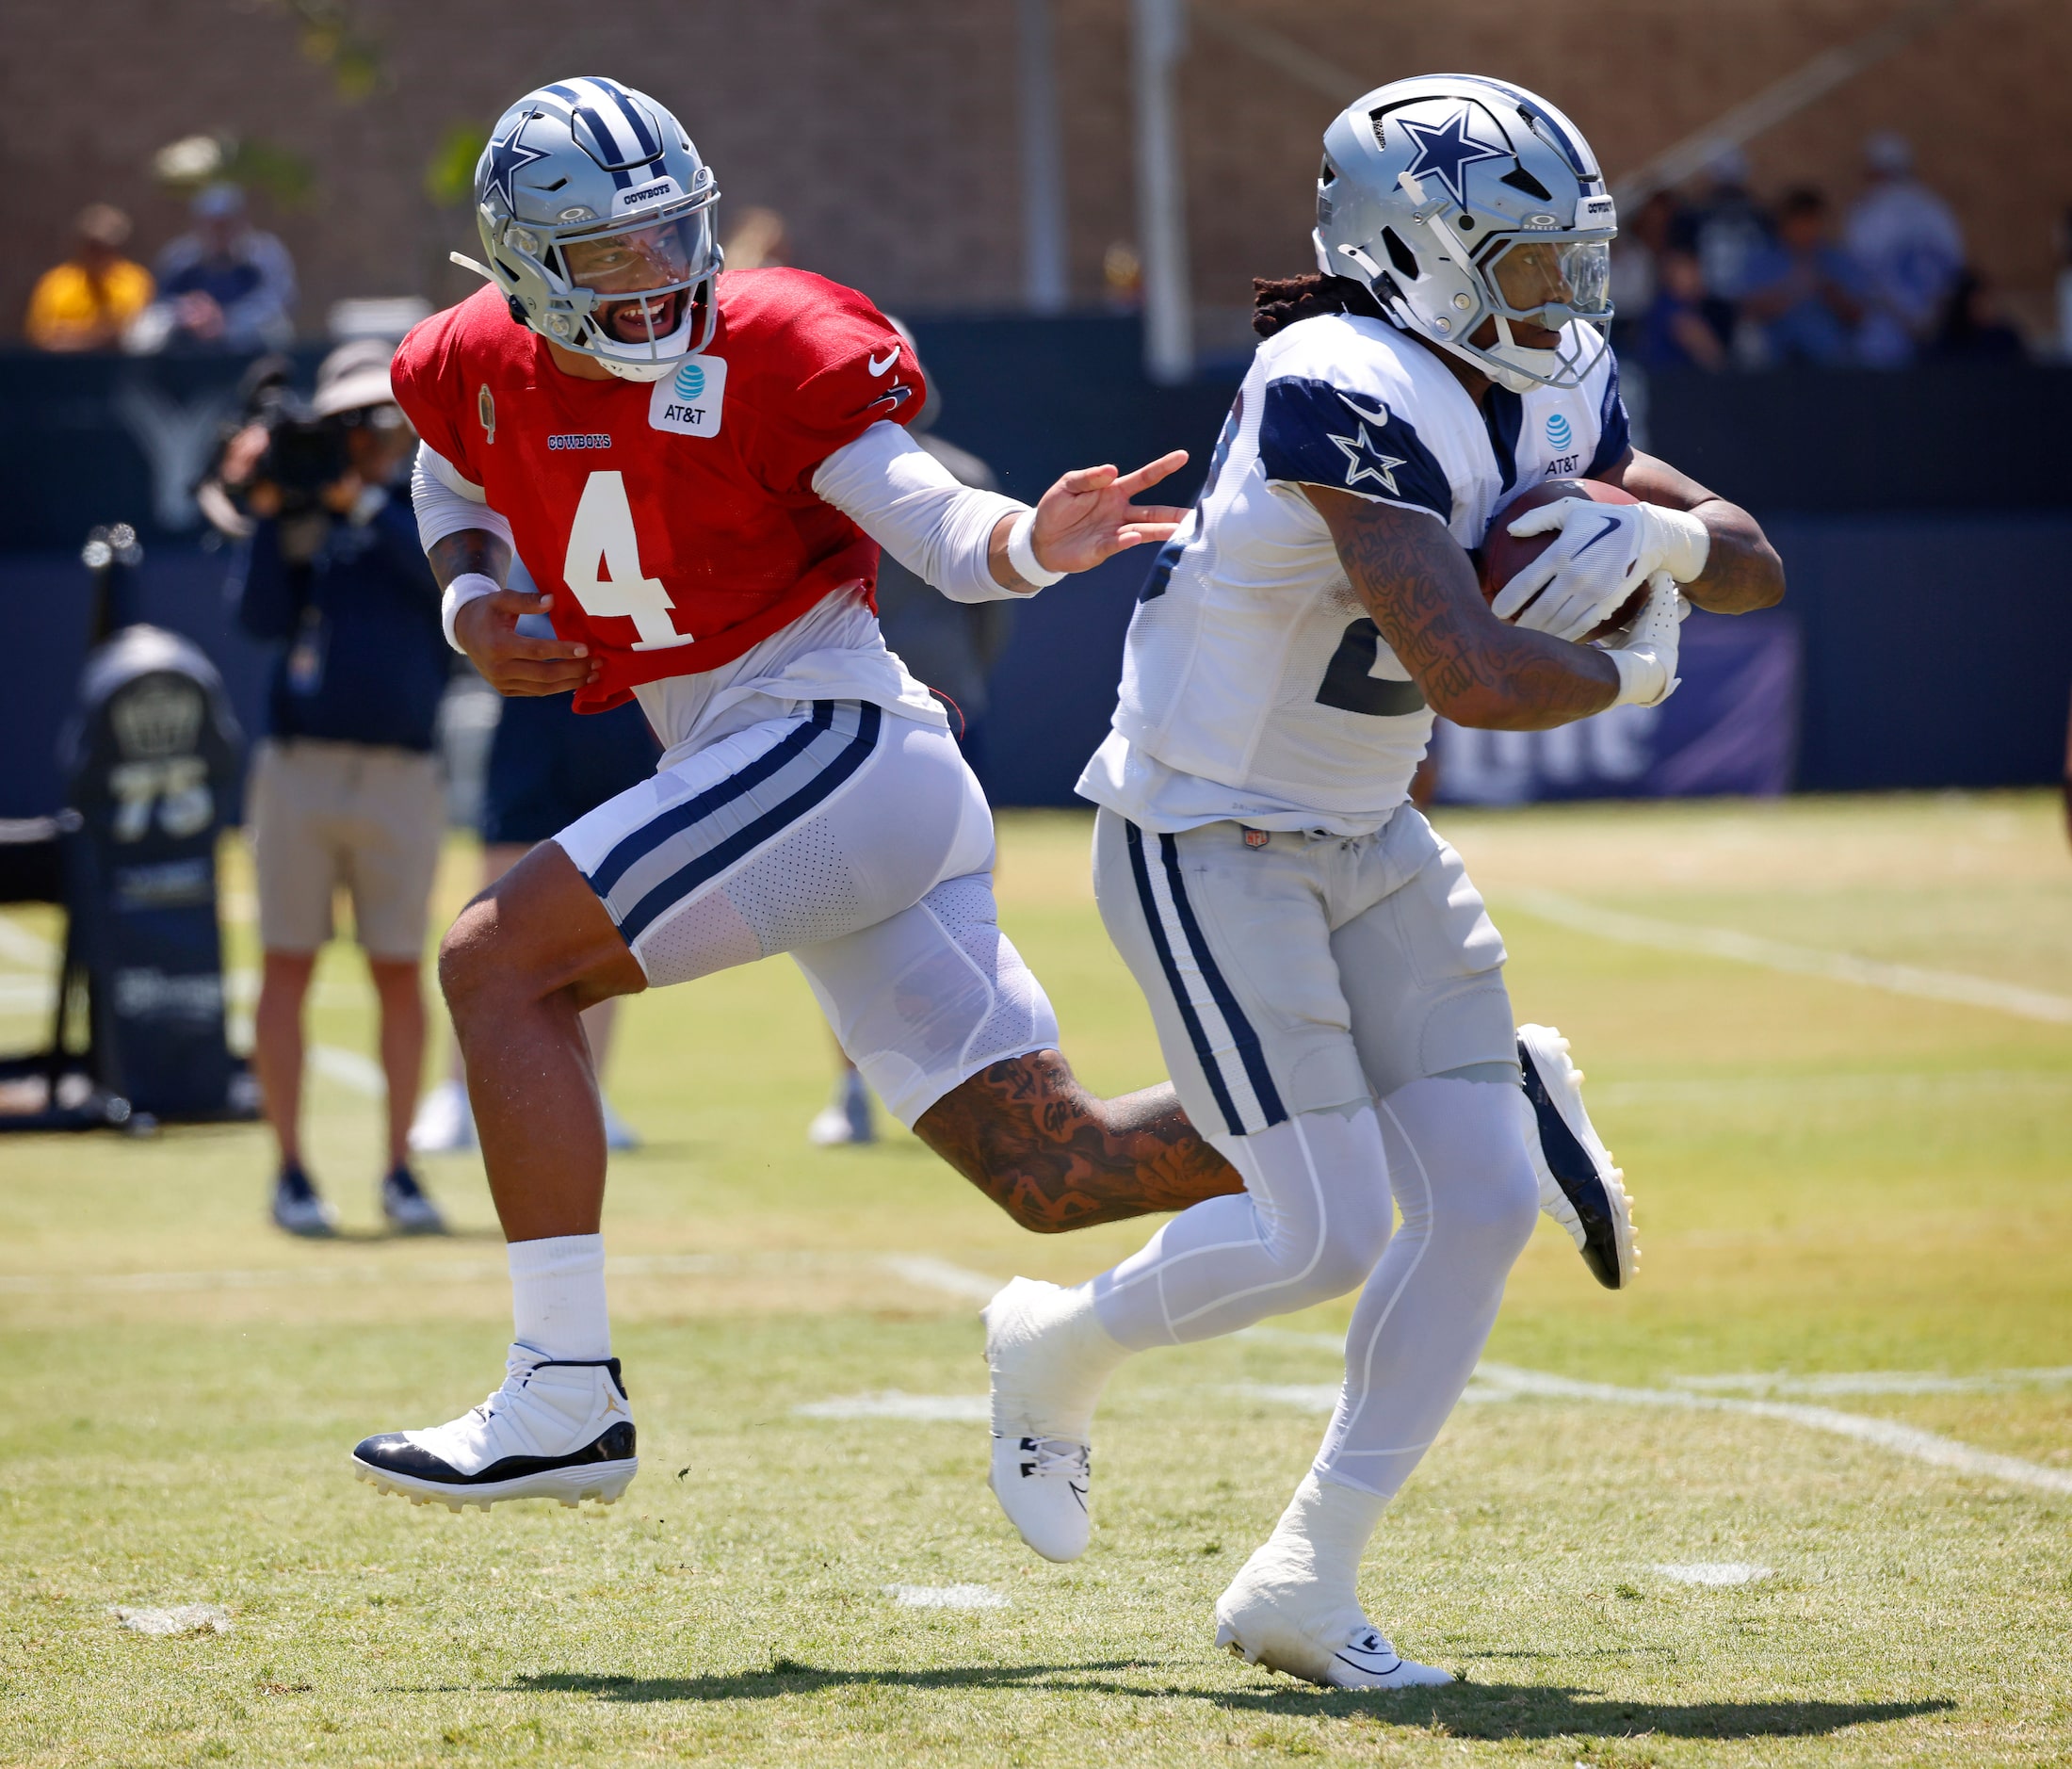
[1093,803,1516,1140]
[247,738,446,961]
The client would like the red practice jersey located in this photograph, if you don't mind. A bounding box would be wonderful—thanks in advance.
[391,268,926,711]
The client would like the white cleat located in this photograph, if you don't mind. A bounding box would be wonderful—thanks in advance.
[351,1346,637,1511]
[1214,1571,1454,1691]
[983,1276,1096,1563]
[1516,1024,1639,1290]
[407,1080,477,1155]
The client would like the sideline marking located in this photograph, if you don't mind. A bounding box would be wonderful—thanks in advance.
[1232,1347,2072,1498]
[799,1392,990,1421]
[885,1583,1009,1610]
[1510,888,2072,1025]
[1656,1563,1770,1587]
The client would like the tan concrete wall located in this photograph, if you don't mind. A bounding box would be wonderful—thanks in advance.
[8,0,2068,341]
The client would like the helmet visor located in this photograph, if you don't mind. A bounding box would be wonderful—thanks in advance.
[558,211,712,298]
[1487,237,1612,322]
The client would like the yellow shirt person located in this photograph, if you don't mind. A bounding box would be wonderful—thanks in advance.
[26,204,154,352]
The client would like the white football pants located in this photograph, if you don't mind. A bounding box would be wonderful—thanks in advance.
[1091,1076,1539,1498]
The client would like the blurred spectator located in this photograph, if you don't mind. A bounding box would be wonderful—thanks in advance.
[1637,249,1733,372]
[1672,148,1773,301]
[1610,190,1680,337]
[721,206,788,269]
[1845,132,1965,367]
[1931,268,2028,362]
[1740,187,1866,366]
[25,205,154,351]
[226,340,451,1238]
[147,183,296,351]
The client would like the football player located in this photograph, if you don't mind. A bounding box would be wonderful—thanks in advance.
[979,75,1784,1689]
[348,76,1251,1512]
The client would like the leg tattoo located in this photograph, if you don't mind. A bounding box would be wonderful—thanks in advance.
[914,1048,1242,1233]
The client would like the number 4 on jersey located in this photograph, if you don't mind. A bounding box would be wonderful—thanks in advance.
[562,471,694,651]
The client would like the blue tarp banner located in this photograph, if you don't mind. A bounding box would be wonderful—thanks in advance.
[1432,609,1802,804]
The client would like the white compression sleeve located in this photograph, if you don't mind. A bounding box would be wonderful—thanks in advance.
[810,421,1028,604]
[412,443,514,553]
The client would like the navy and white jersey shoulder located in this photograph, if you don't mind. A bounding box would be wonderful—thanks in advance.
[1252,312,1628,546]
[1076,313,1629,833]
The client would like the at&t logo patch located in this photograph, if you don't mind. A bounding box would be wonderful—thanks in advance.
[648,354,727,437]
[1545,412,1573,451]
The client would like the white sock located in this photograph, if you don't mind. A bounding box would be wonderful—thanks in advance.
[1234,1472,1388,1645]
[508,1233,611,1361]
[990,1279,1130,1439]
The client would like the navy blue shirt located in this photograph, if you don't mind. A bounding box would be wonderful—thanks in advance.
[232,487,451,753]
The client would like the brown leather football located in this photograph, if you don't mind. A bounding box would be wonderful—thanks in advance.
[1479,478,1644,641]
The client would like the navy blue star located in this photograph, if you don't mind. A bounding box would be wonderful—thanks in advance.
[1399,106,1510,208]
[483,111,551,211]
[1326,396,1406,494]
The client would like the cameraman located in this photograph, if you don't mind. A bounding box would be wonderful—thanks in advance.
[226,340,451,1237]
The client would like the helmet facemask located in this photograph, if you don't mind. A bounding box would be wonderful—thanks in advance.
[1312,80,1619,395]
[491,181,722,381]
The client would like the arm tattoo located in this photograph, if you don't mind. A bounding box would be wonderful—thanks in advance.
[914,1049,1242,1233]
[426,527,512,592]
[1319,492,1616,730]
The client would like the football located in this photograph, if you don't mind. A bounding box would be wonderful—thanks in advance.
[1479,478,1644,641]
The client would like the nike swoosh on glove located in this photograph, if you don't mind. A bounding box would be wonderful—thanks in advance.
[1492,498,1709,642]
[1602,573,1687,709]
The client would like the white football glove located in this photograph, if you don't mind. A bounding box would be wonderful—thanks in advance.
[1492,498,1709,642]
[1602,573,1687,709]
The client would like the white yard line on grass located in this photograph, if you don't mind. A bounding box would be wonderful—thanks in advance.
[1233,1342,2072,1499]
[1509,887,2072,1025]
[1656,1564,1770,1587]
[876,1255,1003,1303]
[1477,1363,2072,1497]
[885,1584,1008,1610]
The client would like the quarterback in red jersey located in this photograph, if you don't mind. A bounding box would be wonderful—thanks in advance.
[350,77,1241,1512]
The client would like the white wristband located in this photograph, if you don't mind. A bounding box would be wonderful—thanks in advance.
[1652,505,1710,583]
[1006,507,1066,589]
[441,572,501,653]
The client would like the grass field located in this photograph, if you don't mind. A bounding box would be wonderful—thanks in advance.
[2,791,2068,1767]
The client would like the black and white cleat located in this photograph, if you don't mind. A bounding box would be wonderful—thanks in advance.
[351,1348,638,1512]
[1517,1023,1638,1290]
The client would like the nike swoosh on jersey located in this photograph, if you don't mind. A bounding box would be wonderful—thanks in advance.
[867,347,901,376]
[1335,391,1391,428]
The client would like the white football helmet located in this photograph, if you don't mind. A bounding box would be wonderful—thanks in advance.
[1315,74,1615,393]
[469,77,721,382]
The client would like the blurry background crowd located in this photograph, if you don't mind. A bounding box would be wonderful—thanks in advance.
[1608,135,2038,373]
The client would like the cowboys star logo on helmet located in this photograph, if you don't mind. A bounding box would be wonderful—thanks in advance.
[1312,73,1618,392]
[461,76,724,382]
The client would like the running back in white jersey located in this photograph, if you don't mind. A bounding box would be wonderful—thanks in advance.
[1077,311,1629,834]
